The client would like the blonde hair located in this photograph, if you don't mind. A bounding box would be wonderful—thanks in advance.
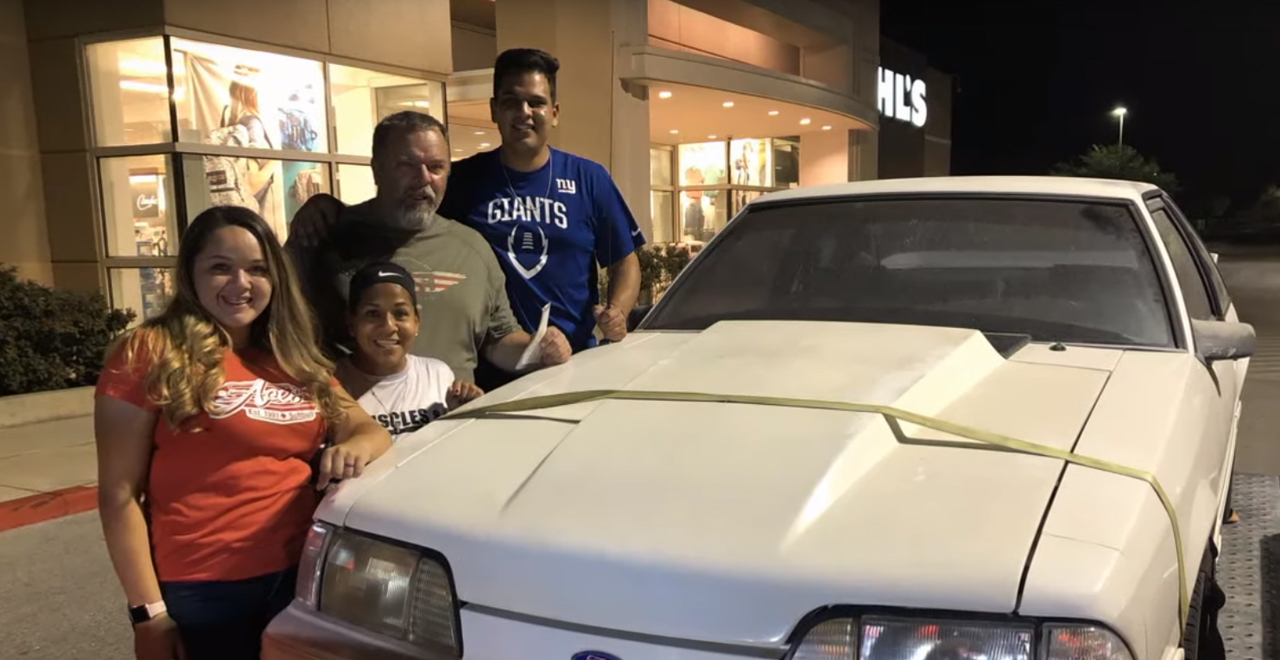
[107,205,344,430]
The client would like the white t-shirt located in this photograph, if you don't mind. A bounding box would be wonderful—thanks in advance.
[350,355,454,442]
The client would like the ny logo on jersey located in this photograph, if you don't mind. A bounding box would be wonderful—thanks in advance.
[556,178,577,195]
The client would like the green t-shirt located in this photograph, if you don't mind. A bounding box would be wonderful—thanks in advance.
[288,202,521,382]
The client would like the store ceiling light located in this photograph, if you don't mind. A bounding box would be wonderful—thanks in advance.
[822,125,832,130]
[474,131,485,135]
[669,129,679,134]
[723,101,735,108]
[800,118,812,125]
[658,90,673,99]
[709,135,717,139]
[768,110,780,116]
[479,142,491,148]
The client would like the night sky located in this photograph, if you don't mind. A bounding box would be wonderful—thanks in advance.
[879,2,1280,216]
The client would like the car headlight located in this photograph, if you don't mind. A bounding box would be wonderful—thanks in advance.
[791,615,1133,660]
[296,522,461,657]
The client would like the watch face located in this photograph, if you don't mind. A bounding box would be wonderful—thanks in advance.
[129,604,151,625]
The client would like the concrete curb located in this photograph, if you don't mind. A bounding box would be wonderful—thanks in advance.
[0,386,95,429]
[0,485,98,533]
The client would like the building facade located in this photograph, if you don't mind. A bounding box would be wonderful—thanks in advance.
[0,0,952,322]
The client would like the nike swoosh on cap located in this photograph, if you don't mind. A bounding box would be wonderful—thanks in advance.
[378,271,399,277]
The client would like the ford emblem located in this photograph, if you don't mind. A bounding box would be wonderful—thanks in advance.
[572,652,622,660]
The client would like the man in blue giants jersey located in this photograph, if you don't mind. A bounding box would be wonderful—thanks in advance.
[290,48,646,391]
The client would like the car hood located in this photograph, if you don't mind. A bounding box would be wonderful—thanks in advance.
[322,321,1116,645]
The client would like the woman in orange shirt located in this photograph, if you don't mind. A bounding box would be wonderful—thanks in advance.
[94,205,392,660]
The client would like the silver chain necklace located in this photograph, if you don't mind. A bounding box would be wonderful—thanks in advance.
[500,149,555,207]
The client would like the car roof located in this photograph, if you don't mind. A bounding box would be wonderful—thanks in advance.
[756,176,1161,205]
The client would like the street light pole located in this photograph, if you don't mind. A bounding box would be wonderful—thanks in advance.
[1112,106,1128,147]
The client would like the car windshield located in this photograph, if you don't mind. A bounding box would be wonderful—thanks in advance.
[643,196,1175,347]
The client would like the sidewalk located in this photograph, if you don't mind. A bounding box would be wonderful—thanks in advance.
[0,416,98,533]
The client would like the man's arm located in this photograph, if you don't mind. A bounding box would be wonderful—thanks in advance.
[478,244,570,372]
[591,164,647,341]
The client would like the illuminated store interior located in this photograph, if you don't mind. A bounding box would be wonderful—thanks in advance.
[646,81,872,248]
[85,34,443,323]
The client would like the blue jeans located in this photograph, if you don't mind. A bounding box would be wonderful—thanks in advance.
[160,566,297,660]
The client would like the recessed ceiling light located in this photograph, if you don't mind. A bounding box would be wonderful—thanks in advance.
[768,110,780,116]
[474,131,485,135]
[454,149,462,152]
[669,129,679,134]
[708,135,717,139]
[479,142,491,147]
[723,101,735,108]
[822,125,832,130]
[658,90,673,99]
[800,118,811,125]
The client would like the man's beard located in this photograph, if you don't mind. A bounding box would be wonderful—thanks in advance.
[386,196,437,230]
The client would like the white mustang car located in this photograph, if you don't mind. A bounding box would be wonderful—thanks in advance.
[263,176,1252,660]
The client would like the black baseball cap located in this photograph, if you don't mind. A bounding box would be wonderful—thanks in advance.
[347,261,418,312]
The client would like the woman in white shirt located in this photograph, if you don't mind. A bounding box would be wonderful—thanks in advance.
[334,262,484,441]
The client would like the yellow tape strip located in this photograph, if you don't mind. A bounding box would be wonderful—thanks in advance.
[444,389,1189,630]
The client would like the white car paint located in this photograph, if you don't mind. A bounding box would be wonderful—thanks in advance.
[265,176,1250,660]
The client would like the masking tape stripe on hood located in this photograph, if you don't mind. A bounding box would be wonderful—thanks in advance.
[443,389,1189,631]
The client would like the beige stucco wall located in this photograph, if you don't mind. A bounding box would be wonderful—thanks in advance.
[0,0,49,285]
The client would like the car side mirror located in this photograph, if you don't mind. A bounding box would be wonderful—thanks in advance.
[1192,319,1255,362]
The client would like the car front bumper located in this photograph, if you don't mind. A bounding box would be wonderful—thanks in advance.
[262,601,785,660]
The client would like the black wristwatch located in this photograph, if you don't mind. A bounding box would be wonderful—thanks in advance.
[129,601,167,625]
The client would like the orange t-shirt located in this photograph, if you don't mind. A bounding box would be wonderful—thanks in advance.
[96,338,329,583]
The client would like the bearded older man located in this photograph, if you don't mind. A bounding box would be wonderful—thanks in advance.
[285,111,570,384]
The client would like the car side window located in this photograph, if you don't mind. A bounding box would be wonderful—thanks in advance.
[1149,207,1214,321]
[1163,198,1231,317]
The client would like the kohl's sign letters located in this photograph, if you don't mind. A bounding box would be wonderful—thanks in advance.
[878,67,927,128]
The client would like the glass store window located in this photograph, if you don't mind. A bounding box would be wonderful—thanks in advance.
[169,37,328,153]
[179,155,331,242]
[99,155,178,257]
[679,190,728,243]
[336,164,377,205]
[86,37,173,146]
[772,137,801,188]
[330,64,445,157]
[649,147,674,244]
[109,267,176,325]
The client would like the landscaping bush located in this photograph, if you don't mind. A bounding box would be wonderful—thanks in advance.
[0,264,135,397]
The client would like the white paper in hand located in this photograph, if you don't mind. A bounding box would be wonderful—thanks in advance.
[515,303,551,371]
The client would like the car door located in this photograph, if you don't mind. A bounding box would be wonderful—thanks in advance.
[1146,197,1240,524]
[1159,197,1249,395]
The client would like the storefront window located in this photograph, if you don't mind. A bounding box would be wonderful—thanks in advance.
[99,155,178,258]
[109,267,176,324]
[732,189,766,214]
[170,37,328,153]
[730,139,774,187]
[180,155,330,241]
[86,38,173,146]
[330,64,444,157]
[650,191,674,244]
[772,137,801,188]
[678,142,727,187]
[650,147,672,187]
[679,189,728,244]
[336,164,377,204]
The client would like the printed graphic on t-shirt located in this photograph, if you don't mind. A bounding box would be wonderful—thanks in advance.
[373,402,449,437]
[486,196,564,280]
[209,380,319,424]
[411,270,468,294]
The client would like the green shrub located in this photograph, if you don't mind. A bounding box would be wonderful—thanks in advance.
[0,264,135,397]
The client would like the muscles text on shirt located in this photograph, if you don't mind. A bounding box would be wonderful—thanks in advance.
[374,403,448,436]
[208,380,319,424]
